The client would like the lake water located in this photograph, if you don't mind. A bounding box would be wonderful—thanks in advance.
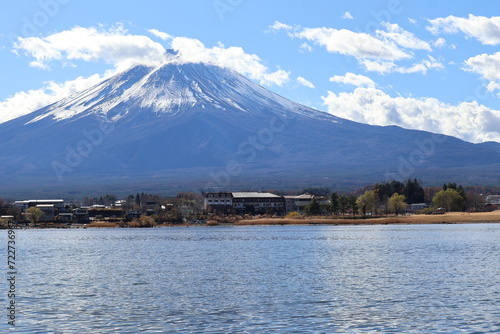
[2,224,500,333]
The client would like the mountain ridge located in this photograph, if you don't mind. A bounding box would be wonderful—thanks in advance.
[0,61,499,197]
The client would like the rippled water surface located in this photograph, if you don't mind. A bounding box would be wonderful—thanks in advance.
[2,224,500,333]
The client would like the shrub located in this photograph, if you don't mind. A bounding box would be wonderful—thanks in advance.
[286,211,301,219]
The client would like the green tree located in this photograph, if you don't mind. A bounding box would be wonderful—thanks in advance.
[432,189,465,212]
[26,207,44,224]
[404,178,425,204]
[330,192,339,215]
[339,195,350,215]
[305,198,322,216]
[356,190,376,216]
[348,195,358,216]
[388,193,407,215]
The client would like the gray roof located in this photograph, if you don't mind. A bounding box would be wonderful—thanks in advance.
[231,192,281,198]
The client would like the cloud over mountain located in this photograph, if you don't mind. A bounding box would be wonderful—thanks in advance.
[322,87,500,143]
[5,25,290,124]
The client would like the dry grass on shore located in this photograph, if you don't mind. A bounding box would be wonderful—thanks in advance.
[87,221,120,228]
[235,211,500,226]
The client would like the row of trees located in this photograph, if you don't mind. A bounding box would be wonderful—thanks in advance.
[303,180,488,217]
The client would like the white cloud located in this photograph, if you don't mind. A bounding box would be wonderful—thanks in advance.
[376,22,432,51]
[342,11,354,20]
[428,14,500,45]
[148,29,172,41]
[14,25,168,71]
[433,37,447,48]
[329,72,375,88]
[171,37,290,86]
[297,76,315,88]
[268,21,293,32]
[14,25,290,88]
[4,25,295,123]
[360,55,443,74]
[322,87,500,143]
[291,26,410,60]
[0,74,105,124]
[408,18,417,25]
[464,52,500,93]
[299,42,312,52]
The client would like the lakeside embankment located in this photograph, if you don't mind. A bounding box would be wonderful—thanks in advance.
[69,211,500,228]
[234,211,500,226]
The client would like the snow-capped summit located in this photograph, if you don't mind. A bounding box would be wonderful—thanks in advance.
[26,61,332,125]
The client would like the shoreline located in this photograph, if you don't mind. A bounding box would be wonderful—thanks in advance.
[6,211,500,229]
[234,211,500,226]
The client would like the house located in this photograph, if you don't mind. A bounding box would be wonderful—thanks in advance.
[204,192,234,214]
[72,208,89,222]
[15,199,65,211]
[485,195,500,205]
[143,200,160,216]
[125,210,142,220]
[36,204,56,221]
[231,192,285,215]
[15,199,66,222]
[409,203,429,211]
[284,196,297,213]
[290,194,329,214]
[205,192,285,215]
[86,207,123,220]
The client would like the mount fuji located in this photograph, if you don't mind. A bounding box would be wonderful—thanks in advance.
[1,60,500,196]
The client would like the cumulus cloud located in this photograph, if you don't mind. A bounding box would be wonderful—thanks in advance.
[329,72,376,88]
[148,29,172,41]
[171,37,290,86]
[297,76,315,88]
[342,12,354,20]
[291,27,410,60]
[360,55,443,75]
[433,37,447,48]
[376,23,432,51]
[14,25,168,71]
[299,42,312,52]
[4,25,295,123]
[428,14,500,45]
[322,87,500,143]
[0,74,105,124]
[268,21,293,32]
[13,25,290,87]
[464,51,500,93]
[275,22,442,76]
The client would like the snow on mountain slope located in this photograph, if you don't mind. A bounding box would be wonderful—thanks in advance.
[1,59,500,194]
[25,61,337,126]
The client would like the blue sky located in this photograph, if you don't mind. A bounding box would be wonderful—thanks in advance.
[2,0,500,143]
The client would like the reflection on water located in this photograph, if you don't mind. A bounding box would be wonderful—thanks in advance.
[1,224,500,333]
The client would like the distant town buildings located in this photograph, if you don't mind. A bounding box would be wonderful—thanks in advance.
[205,192,286,215]
[15,199,65,222]
[204,192,330,215]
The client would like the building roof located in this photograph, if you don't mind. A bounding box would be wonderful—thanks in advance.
[231,192,281,198]
[15,199,64,204]
[293,194,327,200]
